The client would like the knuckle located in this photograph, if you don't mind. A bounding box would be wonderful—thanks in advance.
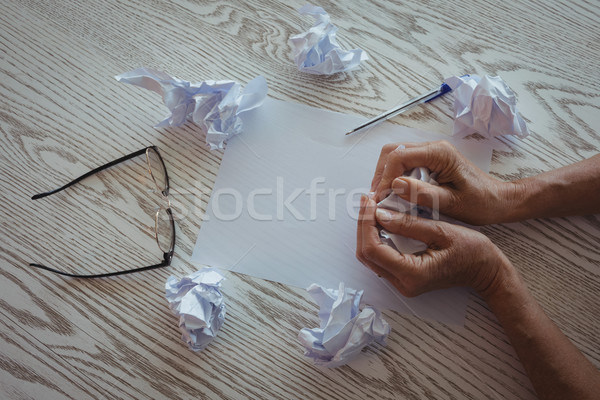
[402,267,430,297]
[398,278,422,298]
[437,140,454,152]
[390,144,406,158]
[362,243,379,262]
[356,253,368,267]
[355,249,363,261]
[432,222,449,239]
[382,143,399,153]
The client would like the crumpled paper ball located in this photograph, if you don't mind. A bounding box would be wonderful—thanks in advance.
[377,152,473,254]
[115,68,268,149]
[289,4,368,75]
[378,166,439,254]
[165,268,226,352]
[444,74,529,139]
[298,283,390,368]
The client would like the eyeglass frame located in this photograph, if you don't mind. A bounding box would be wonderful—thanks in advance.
[29,145,175,278]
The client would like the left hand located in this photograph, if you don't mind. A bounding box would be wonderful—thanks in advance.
[356,195,512,298]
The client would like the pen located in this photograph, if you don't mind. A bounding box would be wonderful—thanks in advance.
[345,81,453,135]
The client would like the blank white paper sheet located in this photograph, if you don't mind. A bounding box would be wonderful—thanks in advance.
[191,98,493,325]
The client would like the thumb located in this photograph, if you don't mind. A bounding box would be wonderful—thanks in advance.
[375,208,451,248]
[392,177,451,212]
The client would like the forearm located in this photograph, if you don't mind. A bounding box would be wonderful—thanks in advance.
[482,264,600,399]
[503,154,600,222]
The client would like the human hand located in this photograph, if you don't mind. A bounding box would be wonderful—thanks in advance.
[371,140,520,225]
[356,195,513,298]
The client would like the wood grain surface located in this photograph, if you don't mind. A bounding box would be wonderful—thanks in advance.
[1,0,599,398]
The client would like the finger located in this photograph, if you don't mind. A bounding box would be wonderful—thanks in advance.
[360,210,425,289]
[370,142,431,191]
[392,177,453,211]
[356,195,379,267]
[370,144,402,191]
[359,198,442,297]
[362,242,432,298]
[368,263,409,294]
[358,196,381,248]
[374,140,455,201]
[375,208,453,248]
[357,196,407,276]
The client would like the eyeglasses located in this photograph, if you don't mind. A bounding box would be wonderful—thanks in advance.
[30,146,175,278]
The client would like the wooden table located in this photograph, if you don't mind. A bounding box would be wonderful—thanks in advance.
[1,0,598,398]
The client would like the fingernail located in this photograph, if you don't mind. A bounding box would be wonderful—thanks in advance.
[393,178,408,194]
[375,208,392,221]
[367,191,375,199]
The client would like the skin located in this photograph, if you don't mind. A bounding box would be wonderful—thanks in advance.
[371,140,600,225]
[357,140,600,400]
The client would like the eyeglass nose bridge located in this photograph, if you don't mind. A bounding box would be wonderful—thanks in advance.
[165,193,171,208]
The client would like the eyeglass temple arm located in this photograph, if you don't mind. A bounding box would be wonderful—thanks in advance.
[31,147,151,200]
[28,252,172,278]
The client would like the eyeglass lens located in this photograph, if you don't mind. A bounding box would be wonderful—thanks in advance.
[155,208,174,254]
[146,147,174,254]
[146,147,169,196]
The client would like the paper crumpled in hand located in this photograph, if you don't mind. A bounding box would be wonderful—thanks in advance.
[165,268,226,352]
[378,166,439,254]
[115,68,268,149]
[289,4,368,75]
[298,283,390,368]
[444,74,529,139]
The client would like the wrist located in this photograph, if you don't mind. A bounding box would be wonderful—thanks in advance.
[477,252,524,310]
[495,180,530,223]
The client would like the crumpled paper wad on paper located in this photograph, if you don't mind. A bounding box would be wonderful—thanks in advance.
[165,268,226,352]
[289,4,368,74]
[377,159,475,254]
[115,68,268,149]
[378,166,440,254]
[298,283,390,368]
[445,74,529,139]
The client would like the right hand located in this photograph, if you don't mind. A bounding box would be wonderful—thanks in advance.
[371,140,520,225]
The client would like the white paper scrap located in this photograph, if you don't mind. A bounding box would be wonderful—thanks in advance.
[378,166,439,254]
[115,68,268,149]
[298,283,390,368]
[191,98,494,326]
[289,4,368,74]
[378,164,477,253]
[444,74,529,139]
[165,268,226,352]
